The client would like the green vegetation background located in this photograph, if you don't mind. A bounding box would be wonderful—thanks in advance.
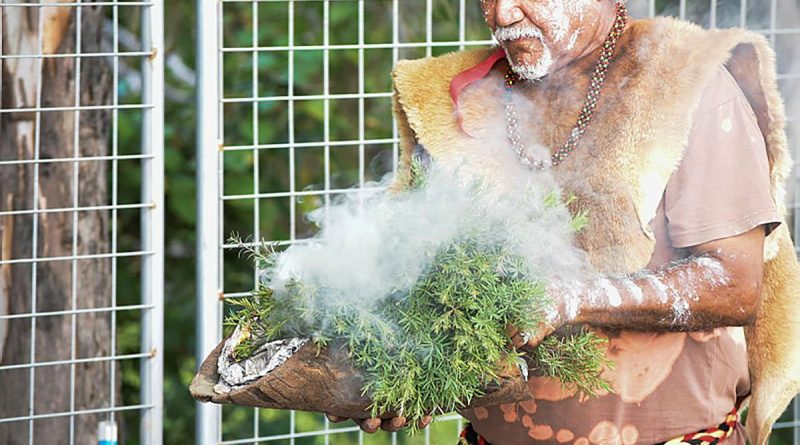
[110,0,797,443]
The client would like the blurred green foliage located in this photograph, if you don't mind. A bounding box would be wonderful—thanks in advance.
[108,0,798,444]
[113,1,492,444]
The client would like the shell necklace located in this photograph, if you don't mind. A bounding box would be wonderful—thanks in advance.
[503,1,628,170]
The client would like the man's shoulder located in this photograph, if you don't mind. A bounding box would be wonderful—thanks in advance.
[630,15,752,41]
[694,64,751,114]
[628,16,769,67]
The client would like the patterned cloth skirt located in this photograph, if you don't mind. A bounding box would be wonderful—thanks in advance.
[457,407,740,445]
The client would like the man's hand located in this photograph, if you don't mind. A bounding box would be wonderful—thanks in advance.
[325,413,433,434]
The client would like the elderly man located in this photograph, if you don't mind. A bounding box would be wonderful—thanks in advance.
[328,1,800,443]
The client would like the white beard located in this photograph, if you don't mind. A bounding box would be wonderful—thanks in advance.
[508,42,553,81]
[495,25,555,81]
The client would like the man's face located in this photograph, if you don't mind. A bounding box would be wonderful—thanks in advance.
[480,0,605,80]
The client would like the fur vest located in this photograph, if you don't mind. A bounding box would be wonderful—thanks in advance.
[390,17,800,444]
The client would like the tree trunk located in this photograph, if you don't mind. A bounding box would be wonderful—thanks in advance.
[1,3,116,444]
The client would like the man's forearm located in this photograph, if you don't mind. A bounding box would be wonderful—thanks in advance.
[548,254,762,331]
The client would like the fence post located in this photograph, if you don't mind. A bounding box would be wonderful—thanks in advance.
[141,1,165,444]
[195,0,223,443]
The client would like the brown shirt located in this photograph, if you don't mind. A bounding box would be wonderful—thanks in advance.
[460,64,782,444]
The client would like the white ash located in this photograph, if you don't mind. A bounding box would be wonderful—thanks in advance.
[585,281,601,306]
[516,356,530,382]
[543,303,561,324]
[675,270,697,300]
[215,324,308,394]
[540,0,574,43]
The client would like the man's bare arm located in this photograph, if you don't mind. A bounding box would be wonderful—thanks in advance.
[511,226,766,348]
[549,225,766,332]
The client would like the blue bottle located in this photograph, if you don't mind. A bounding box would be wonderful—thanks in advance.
[98,420,118,445]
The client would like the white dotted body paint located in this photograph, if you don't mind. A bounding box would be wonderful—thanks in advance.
[671,297,691,324]
[548,281,584,321]
[644,274,669,303]
[619,278,644,304]
[549,256,731,327]
[694,256,730,287]
[597,278,622,307]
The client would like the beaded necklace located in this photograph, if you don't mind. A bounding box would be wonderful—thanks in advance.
[503,1,628,170]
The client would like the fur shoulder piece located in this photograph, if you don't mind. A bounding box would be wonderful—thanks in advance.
[391,47,493,155]
[633,21,799,444]
[630,17,792,230]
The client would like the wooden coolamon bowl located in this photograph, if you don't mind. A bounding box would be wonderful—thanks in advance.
[190,338,532,419]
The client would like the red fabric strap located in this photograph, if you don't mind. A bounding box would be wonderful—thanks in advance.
[457,406,740,445]
[449,47,507,136]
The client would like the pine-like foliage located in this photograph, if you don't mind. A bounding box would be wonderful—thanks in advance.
[224,159,611,431]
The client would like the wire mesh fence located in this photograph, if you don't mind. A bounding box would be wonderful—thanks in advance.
[194,0,800,444]
[0,1,163,444]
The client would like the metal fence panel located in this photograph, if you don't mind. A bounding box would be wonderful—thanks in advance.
[195,0,800,444]
[0,2,164,444]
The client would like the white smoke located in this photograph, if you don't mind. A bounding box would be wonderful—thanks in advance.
[264,141,590,321]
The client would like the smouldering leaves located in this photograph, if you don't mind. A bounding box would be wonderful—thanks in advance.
[223,166,610,432]
[225,238,610,432]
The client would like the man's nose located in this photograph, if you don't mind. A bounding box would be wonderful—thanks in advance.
[494,0,526,27]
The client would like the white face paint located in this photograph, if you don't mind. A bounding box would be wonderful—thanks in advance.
[490,0,595,81]
[566,29,581,51]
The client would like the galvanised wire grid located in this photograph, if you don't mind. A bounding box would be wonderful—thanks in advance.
[195,0,800,444]
[0,2,164,445]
